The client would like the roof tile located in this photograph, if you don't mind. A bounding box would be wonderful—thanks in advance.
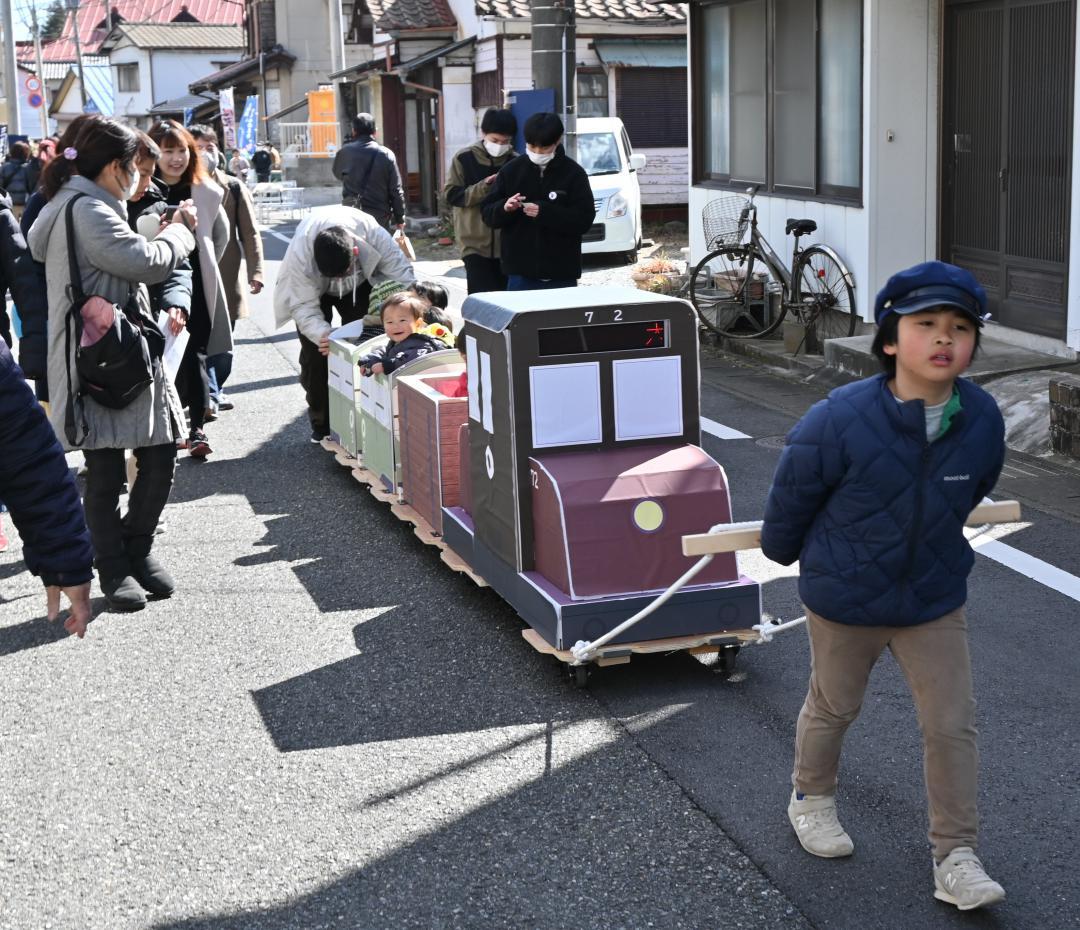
[474,0,684,20]
[365,0,458,31]
[104,23,245,50]
[20,0,243,63]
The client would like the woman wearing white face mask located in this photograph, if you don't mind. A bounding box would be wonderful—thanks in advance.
[442,108,518,294]
[29,116,197,611]
[480,112,596,291]
[148,119,230,459]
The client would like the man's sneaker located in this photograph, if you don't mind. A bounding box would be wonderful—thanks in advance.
[189,428,212,458]
[204,405,218,422]
[933,847,1005,911]
[787,789,854,858]
[311,429,330,444]
[217,393,234,411]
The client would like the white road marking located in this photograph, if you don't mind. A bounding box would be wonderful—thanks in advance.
[264,228,294,246]
[701,416,751,440]
[971,532,1080,603]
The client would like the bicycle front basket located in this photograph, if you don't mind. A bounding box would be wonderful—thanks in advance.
[701,194,750,250]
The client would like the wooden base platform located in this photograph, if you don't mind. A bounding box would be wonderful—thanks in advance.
[318,438,361,469]
[522,626,759,667]
[343,457,488,586]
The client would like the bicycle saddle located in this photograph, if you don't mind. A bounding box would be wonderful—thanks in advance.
[785,218,818,237]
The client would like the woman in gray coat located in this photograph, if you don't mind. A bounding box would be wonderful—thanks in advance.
[29,117,197,612]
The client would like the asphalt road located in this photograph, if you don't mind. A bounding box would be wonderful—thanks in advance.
[1,225,1077,929]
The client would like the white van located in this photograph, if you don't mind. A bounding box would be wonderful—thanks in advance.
[574,117,647,261]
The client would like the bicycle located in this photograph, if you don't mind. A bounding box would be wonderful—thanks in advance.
[688,188,857,352]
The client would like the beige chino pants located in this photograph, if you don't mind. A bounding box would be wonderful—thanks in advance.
[793,606,979,861]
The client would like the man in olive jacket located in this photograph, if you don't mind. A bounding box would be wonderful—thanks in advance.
[442,108,517,294]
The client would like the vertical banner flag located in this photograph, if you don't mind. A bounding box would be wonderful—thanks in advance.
[219,87,237,149]
[182,107,194,127]
[0,124,7,160]
[236,94,259,155]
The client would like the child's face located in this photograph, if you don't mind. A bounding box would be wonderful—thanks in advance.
[883,308,976,385]
[383,305,423,343]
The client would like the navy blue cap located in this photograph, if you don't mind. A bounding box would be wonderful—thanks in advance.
[873,261,988,327]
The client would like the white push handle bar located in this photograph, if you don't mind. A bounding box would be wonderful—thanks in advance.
[680,500,1022,557]
[570,500,1022,665]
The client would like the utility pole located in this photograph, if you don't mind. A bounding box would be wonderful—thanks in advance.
[530,0,575,158]
[29,1,50,135]
[1,0,21,133]
[64,0,86,108]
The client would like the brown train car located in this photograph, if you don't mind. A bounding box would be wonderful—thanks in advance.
[397,370,468,536]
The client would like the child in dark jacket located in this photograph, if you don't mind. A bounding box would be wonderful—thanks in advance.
[359,293,447,376]
[761,261,1006,912]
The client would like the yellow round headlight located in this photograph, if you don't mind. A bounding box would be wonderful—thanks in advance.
[632,499,664,532]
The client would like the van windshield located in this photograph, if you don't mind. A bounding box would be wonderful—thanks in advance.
[576,132,622,176]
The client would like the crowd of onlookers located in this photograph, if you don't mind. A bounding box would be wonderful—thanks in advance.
[0,105,600,627]
[0,116,263,619]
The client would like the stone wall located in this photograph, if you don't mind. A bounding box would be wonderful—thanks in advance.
[1049,374,1080,457]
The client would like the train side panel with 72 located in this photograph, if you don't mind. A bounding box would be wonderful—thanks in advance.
[441,286,761,651]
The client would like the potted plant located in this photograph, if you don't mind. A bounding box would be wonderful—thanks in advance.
[431,216,455,246]
[631,255,685,295]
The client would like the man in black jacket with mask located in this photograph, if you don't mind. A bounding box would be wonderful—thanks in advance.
[480,112,595,290]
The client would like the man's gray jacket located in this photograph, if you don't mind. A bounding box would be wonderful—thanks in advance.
[332,135,406,226]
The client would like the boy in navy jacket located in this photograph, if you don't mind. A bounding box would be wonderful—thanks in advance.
[761,261,1006,911]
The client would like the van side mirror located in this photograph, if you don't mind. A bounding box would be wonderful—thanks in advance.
[629,153,647,172]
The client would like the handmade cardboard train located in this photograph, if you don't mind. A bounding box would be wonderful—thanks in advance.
[436,286,761,650]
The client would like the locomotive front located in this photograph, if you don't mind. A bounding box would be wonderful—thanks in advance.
[441,286,761,651]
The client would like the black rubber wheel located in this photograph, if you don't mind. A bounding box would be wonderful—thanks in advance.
[624,249,639,265]
[717,645,740,674]
[689,244,785,338]
[572,665,590,689]
[791,247,857,353]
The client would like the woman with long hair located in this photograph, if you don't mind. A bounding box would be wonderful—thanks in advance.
[148,119,230,458]
[28,116,197,611]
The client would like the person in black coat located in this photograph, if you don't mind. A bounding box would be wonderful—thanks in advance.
[127,132,194,324]
[480,112,596,289]
[0,189,48,386]
[0,339,93,636]
[19,115,98,404]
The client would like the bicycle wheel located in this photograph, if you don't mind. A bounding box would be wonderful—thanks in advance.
[792,247,857,351]
[689,244,785,338]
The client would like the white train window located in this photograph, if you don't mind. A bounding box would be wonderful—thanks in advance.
[530,363,603,448]
[613,356,683,441]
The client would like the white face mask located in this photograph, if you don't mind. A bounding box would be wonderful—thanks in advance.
[201,151,217,173]
[120,163,140,201]
[527,149,554,167]
[484,139,510,158]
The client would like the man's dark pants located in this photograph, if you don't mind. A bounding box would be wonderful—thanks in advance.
[463,255,507,294]
[298,283,373,436]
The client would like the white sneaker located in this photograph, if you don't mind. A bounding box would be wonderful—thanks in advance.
[933,847,1005,911]
[787,789,854,857]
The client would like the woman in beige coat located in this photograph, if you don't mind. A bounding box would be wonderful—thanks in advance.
[149,120,230,458]
[29,116,197,611]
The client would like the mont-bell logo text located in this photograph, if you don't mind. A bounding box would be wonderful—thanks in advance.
[943,474,970,482]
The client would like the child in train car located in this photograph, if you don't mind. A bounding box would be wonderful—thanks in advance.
[411,280,452,329]
[760,261,1006,912]
[359,293,450,376]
